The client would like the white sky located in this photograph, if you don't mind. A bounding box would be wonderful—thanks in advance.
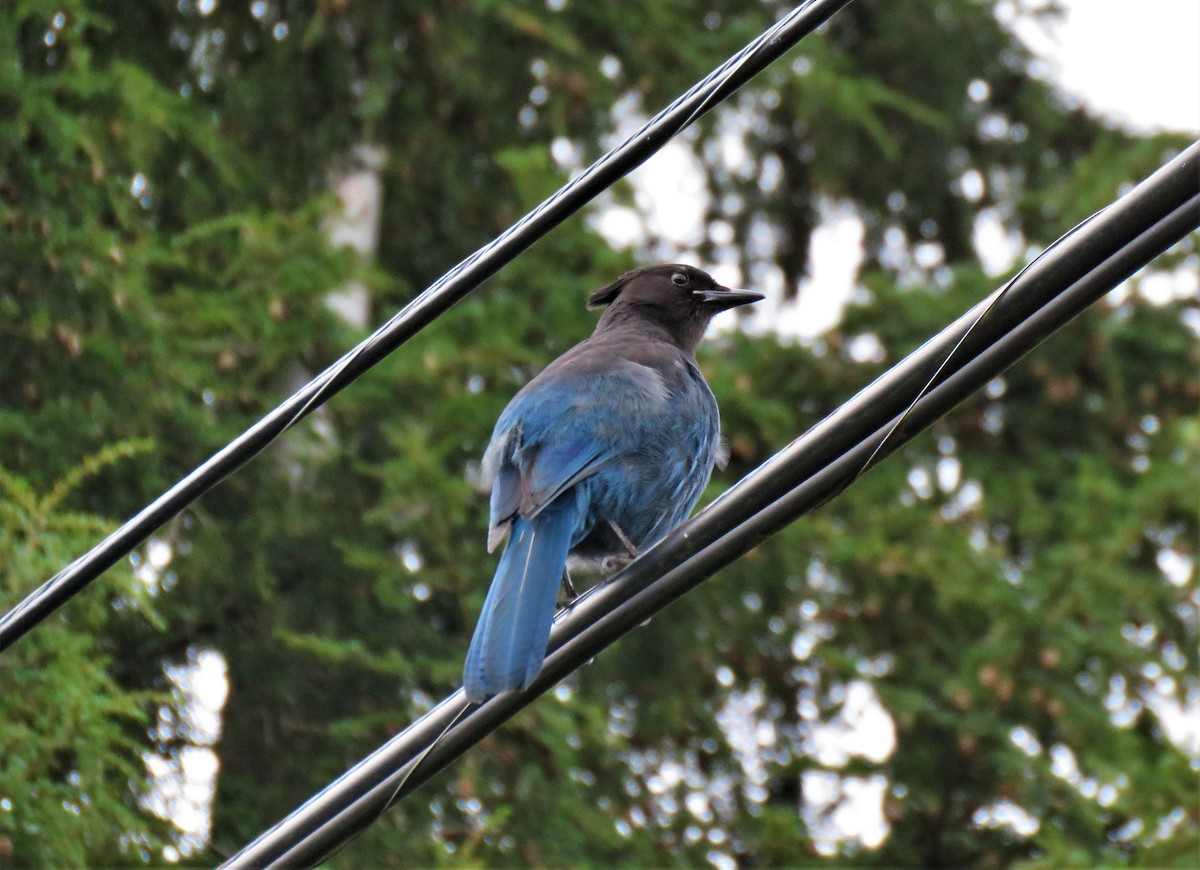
[1019,0,1200,135]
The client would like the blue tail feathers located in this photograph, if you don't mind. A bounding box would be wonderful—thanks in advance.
[463,499,577,702]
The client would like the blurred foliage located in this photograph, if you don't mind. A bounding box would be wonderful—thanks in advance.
[0,0,1196,866]
[0,442,166,865]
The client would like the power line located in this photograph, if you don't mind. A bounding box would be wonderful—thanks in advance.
[220,141,1200,870]
[0,0,854,654]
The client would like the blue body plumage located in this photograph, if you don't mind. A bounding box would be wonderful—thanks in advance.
[464,264,762,702]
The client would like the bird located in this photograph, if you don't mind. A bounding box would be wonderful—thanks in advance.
[463,264,762,702]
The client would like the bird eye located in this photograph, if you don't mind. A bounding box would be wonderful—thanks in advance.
[671,271,689,287]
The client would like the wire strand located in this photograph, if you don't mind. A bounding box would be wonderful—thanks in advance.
[852,205,1111,482]
[315,703,475,867]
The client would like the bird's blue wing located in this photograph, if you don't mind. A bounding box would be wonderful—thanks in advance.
[483,346,685,549]
[484,377,621,549]
[520,435,613,514]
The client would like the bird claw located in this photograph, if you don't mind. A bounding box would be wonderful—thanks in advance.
[559,568,579,607]
[599,521,640,574]
[601,553,635,574]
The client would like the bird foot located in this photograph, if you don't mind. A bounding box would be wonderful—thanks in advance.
[559,567,580,607]
[601,553,636,574]
[608,521,640,559]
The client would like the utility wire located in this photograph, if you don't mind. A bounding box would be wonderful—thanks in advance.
[0,0,854,653]
[221,141,1200,870]
[848,203,1109,484]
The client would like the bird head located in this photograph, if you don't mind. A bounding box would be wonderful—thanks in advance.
[589,264,763,353]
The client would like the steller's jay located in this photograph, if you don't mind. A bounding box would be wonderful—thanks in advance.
[464,264,762,702]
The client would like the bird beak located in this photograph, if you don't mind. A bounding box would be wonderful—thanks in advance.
[693,286,765,311]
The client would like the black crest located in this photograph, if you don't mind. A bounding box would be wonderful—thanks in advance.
[587,270,635,308]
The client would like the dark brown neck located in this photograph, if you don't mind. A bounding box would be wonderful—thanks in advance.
[594,302,709,355]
